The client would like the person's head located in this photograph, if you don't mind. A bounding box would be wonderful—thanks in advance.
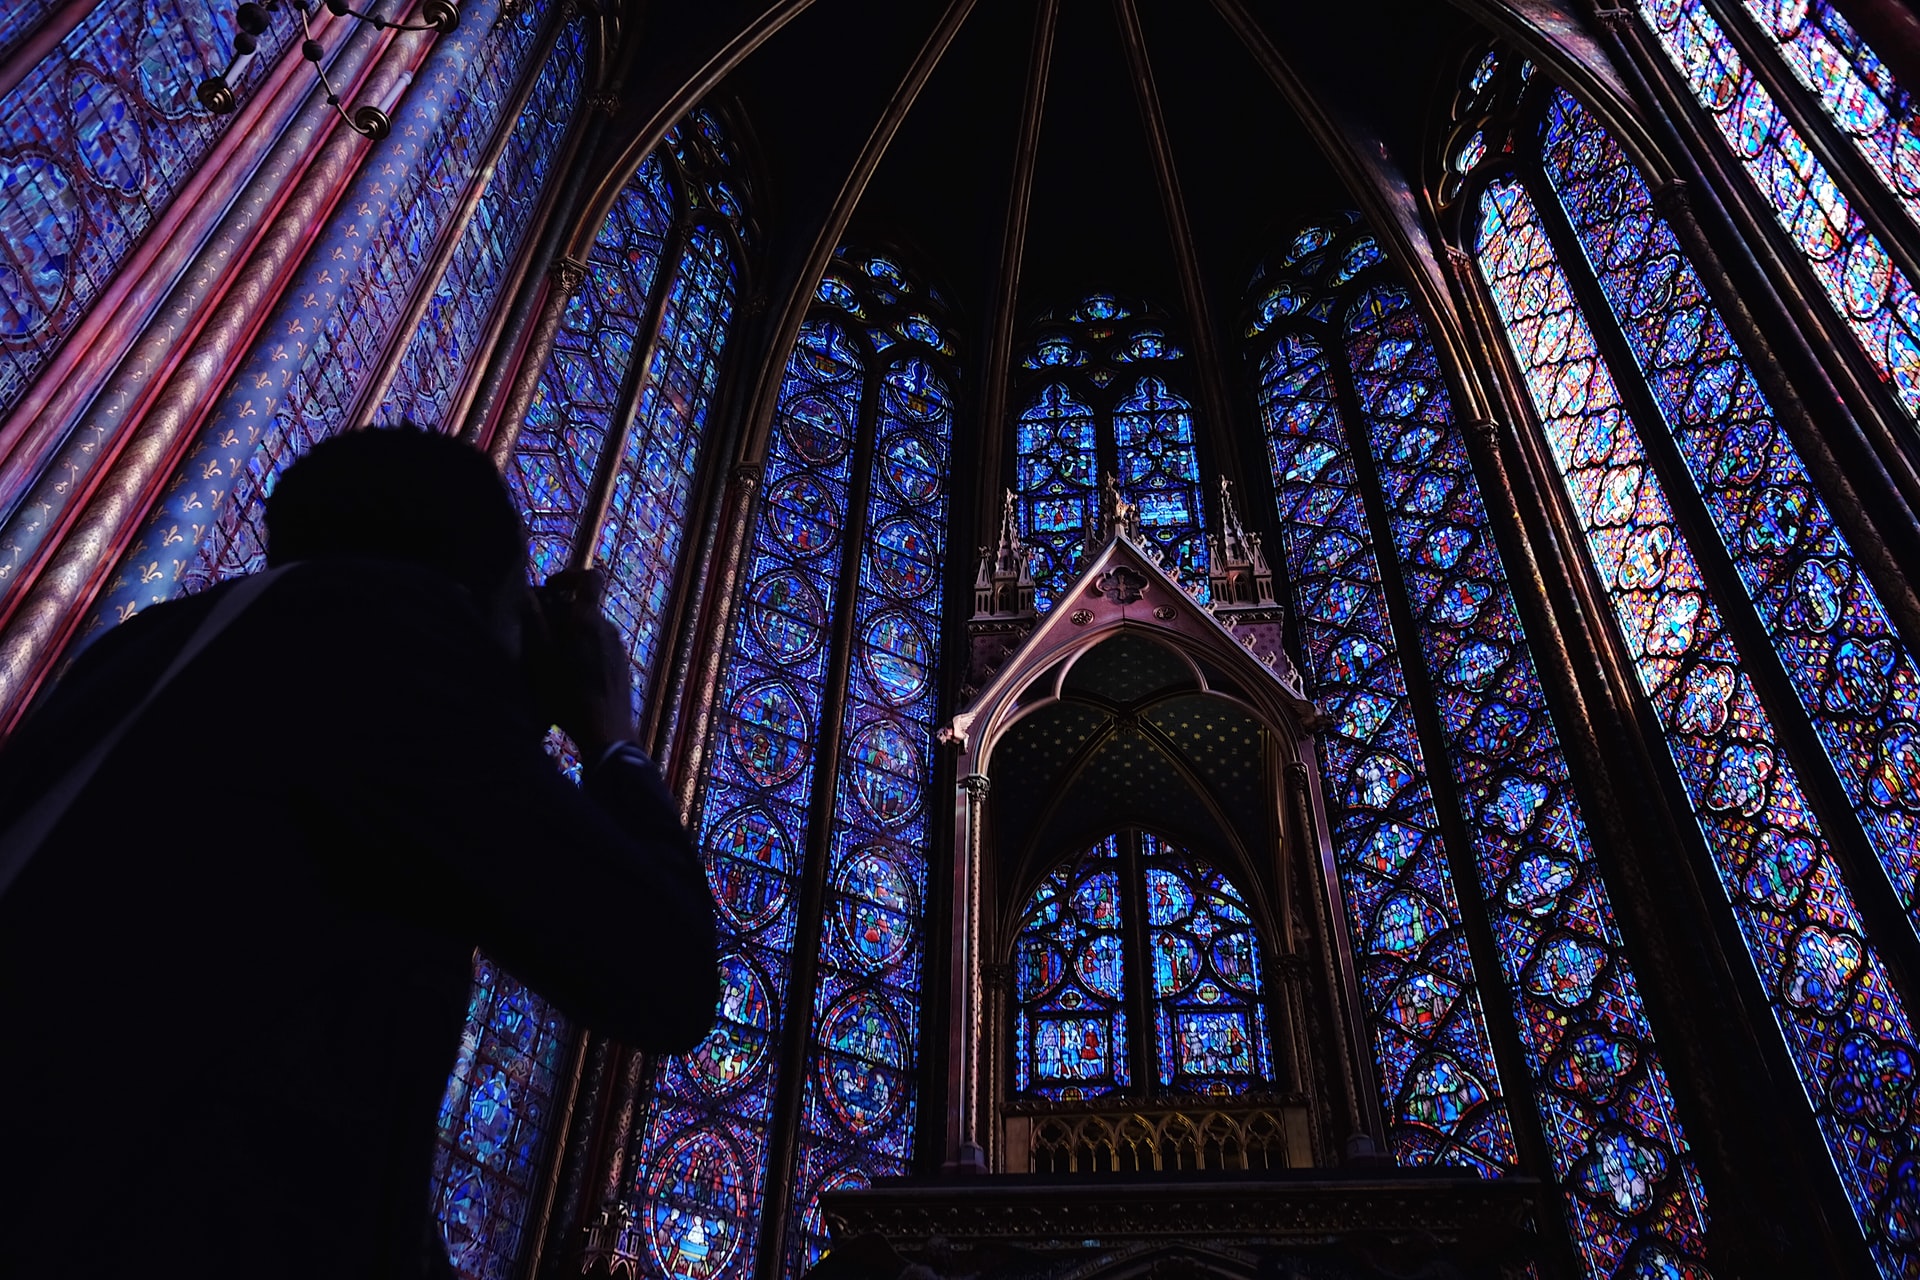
[265,426,529,642]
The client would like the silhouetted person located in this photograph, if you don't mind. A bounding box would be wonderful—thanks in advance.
[0,428,718,1278]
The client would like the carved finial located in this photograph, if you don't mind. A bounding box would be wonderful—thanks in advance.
[972,491,1035,620]
[1086,472,1142,554]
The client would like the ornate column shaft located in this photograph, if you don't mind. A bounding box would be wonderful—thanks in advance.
[0,10,346,528]
[486,254,589,469]
[0,13,379,618]
[0,22,434,732]
[945,770,990,1172]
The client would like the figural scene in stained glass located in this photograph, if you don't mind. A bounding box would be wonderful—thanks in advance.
[1140,833,1274,1096]
[1013,297,1208,609]
[628,250,956,1280]
[1475,159,1920,1278]
[1014,834,1132,1099]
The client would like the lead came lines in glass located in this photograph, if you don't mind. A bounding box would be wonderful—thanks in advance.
[1340,279,1710,1280]
[1476,175,1920,1276]
[1633,0,1920,426]
[1540,88,1920,941]
[509,156,671,580]
[1256,322,1518,1175]
[1732,0,1920,229]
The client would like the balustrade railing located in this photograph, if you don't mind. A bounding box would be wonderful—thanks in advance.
[1002,1095,1312,1174]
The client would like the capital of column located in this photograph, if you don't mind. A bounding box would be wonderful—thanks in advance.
[1463,418,1502,445]
[962,772,992,800]
[586,91,621,116]
[982,961,1014,991]
[551,255,589,293]
[1651,177,1693,218]
[1284,760,1310,789]
[730,461,763,493]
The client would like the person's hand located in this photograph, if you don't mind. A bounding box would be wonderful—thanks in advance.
[525,568,635,758]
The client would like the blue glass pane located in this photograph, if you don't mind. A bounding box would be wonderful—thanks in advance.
[1113,375,1208,597]
[1141,834,1275,1096]
[381,18,589,431]
[1255,327,1516,1176]
[1015,382,1097,611]
[432,953,571,1280]
[1632,0,1920,425]
[594,225,739,727]
[0,0,294,423]
[1012,835,1132,1100]
[1732,0,1920,229]
[785,354,952,1277]
[1477,174,1920,1277]
[1342,281,1710,1279]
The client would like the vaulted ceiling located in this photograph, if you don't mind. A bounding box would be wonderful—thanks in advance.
[612,0,1606,413]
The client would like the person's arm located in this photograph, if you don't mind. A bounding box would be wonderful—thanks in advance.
[306,565,718,1050]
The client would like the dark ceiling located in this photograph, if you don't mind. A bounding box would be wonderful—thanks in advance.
[643,0,1488,376]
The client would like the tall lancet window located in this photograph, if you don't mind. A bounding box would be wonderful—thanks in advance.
[625,250,955,1280]
[1626,0,1920,426]
[1012,297,1208,608]
[1249,215,1710,1278]
[437,110,747,1280]
[1455,50,1920,1276]
[1010,830,1276,1102]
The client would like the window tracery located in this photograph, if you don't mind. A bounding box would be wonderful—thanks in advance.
[1010,830,1277,1104]
[1252,214,1711,1277]
[1457,56,1920,1276]
[1012,297,1207,608]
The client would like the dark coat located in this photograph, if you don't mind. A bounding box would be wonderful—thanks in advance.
[0,559,718,1278]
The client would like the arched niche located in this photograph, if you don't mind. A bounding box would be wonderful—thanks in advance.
[941,532,1374,1175]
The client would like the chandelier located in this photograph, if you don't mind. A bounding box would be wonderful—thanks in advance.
[196,0,461,140]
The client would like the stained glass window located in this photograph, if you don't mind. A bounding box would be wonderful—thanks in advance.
[626,252,956,1280]
[785,352,951,1276]
[433,953,571,1280]
[1476,171,1920,1278]
[1345,276,1709,1277]
[1730,0,1920,231]
[0,0,293,427]
[1140,834,1274,1096]
[1539,88,1920,935]
[1010,830,1276,1104]
[509,156,672,581]
[1013,835,1132,1100]
[175,0,553,593]
[1630,0,1920,426]
[593,224,739,726]
[1011,299,1209,609]
[1256,318,1517,1177]
[379,18,589,431]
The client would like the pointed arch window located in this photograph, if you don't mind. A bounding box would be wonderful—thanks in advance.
[1626,0,1920,427]
[1457,60,1920,1275]
[1010,829,1276,1103]
[1011,297,1208,608]
[625,250,956,1280]
[1249,215,1711,1277]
